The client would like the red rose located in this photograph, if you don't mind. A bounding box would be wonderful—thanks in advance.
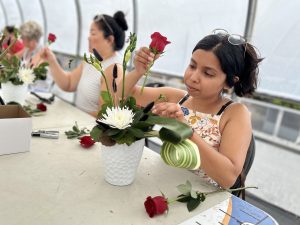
[149,32,171,54]
[80,135,95,148]
[36,103,47,112]
[144,196,168,218]
[48,33,56,44]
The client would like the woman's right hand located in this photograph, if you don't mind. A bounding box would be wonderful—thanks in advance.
[133,47,155,75]
[39,47,56,64]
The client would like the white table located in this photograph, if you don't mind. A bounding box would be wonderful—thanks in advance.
[0,96,278,225]
[26,94,95,130]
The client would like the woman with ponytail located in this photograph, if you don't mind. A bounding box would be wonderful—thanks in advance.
[121,29,263,188]
[40,11,128,116]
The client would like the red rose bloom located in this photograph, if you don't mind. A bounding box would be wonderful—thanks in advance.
[144,196,168,218]
[80,136,95,148]
[36,103,47,112]
[149,32,171,53]
[48,33,56,44]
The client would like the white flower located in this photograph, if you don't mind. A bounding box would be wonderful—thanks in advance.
[18,68,35,84]
[99,106,135,129]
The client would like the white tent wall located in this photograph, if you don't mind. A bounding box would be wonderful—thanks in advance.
[0,3,6,30]
[0,0,299,102]
[41,0,78,55]
[0,0,22,27]
[136,0,248,77]
[252,0,300,101]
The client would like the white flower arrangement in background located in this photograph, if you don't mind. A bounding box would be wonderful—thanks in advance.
[18,67,35,84]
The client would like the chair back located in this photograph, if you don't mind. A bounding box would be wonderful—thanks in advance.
[230,134,256,200]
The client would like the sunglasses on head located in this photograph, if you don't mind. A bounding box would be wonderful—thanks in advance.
[95,14,114,35]
[212,28,247,57]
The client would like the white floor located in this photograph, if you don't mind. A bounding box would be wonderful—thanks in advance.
[247,139,300,216]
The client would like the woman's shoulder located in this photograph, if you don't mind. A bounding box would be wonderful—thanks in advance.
[226,101,250,114]
[104,53,122,66]
[221,101,251,123]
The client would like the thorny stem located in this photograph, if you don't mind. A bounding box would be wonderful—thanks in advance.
[166,186,258,205]
[140,59,155,94]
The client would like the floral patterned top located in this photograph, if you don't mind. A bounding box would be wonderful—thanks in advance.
[181,106,222,150]
[180,96,233,186]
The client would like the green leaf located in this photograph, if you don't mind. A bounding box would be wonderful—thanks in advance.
[89,54,94,64]
[90,126,103,142]
[128,127,144,138]
[73,123,80,132]
[144,130,159,137]
[111,129,127,139]
[133,121,153,130]
[186,180,192,191]
[101,91,111,106]
[176,194,191,203]
[125,96,136,109]
[132,111,144,123]
[83,53,88,63]
[187,195,202,212]
[116,132,136,145]
[145,116,192,144]
[106,129,121,136]
[177,184,191,195]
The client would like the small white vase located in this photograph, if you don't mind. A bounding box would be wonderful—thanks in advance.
[101,138,145,186]
[1,82,28,105]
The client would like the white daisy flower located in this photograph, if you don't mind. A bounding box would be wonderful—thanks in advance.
[98,106,135,129]
[18,68,35,84]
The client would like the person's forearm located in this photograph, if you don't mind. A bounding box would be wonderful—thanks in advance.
[190,133,240,188]
[48,59,70,91]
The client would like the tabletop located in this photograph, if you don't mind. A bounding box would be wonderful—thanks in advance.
[0,95,278,225]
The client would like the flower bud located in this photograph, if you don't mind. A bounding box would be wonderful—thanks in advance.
[92,48,103,62]
[113,64,118,79]
[124,51,131,65]
[112,79,117,93]
[92,62,102,72]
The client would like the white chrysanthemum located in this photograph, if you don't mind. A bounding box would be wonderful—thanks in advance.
[18,68,35,84]
[99,106,135,129]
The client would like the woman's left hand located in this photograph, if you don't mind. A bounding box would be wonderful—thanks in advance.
[152,102,185,122]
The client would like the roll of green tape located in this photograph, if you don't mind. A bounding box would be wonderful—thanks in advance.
[160,139,200,170]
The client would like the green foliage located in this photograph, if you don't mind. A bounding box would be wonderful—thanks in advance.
[65,122,90,139]
[0,30,18,60]
[251,93,300,111]
[33,62,49,81]
[0,56,22,85]
[84,33,192,146]
[175,181,206,212]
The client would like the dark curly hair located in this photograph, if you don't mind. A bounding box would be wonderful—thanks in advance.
[193,34,263,97]
[93,11,128,51]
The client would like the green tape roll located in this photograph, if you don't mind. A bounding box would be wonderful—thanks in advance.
[160,139,201,170]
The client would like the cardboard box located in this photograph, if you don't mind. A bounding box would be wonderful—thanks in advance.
[0,105,32,155]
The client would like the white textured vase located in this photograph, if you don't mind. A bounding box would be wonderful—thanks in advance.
[1,82,27,105]
[101,138,145,186]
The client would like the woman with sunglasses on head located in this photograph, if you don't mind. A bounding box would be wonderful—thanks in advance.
[40,11,128,116]
[121,30,262,188]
